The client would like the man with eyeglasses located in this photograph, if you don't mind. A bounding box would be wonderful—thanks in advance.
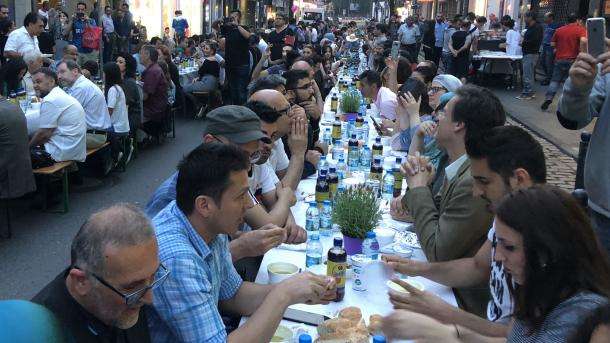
[32,203,163,342]
[146,105,306,280]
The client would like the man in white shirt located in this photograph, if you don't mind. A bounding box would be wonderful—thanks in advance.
[29,68,86,162]
[22,50,44,97]
[4,12,44,59]
[398,16,421,63]
[56,60,112,149]
[358,70,397,127]
[38,1,49,28]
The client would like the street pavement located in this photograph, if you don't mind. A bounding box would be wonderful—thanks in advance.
[0,116,205,300]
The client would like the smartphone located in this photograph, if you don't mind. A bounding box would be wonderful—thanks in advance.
[391,41,400,60]
[587,18,606,58]
[369,116,384,136]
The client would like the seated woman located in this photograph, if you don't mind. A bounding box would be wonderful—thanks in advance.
[382,185,610,342]
[390,77,433,152]
[183,40,220,94]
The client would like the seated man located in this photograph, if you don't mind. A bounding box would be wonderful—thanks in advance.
[251,46,298,81]
[148,142,335,342]
[32,203,162,342]
[384,125,546,337]
[51,44,78,71]
[358,70,397,128]
[247,89,307,190]
[56,60,111,149]
[247,74,287,98]
[397,85,506,317]
[146,106,306,280]
[139,45,168,140]
[29,68,86,162]
[22,49,43,97]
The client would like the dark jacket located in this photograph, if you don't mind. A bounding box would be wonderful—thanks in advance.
[522,21,543,54]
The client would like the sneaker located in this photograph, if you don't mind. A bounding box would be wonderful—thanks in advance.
[541,99,552,110]
[515,94,535,100]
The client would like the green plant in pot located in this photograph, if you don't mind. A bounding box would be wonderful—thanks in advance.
[332,185,382,255]
[340,90,360,122]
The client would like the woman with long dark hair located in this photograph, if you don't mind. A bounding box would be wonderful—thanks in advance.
[390,77,433,151]
[103,62,130,165]
[0,57,27,96]
[116,53,142,139]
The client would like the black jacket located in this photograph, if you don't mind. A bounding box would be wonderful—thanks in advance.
[522,22,543,54]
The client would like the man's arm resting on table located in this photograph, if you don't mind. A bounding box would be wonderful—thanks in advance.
[29,128,54,147]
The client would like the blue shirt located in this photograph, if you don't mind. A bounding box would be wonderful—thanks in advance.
[145,172,178,219]
[147,201,243,343]
[434,22,448,47]
[543,22,560,46]
[172,17,189,35]
[72,18,96,53]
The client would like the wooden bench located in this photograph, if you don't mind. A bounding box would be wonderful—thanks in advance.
[31,142,111,214]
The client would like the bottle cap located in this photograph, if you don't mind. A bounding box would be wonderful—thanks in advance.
[366,231,376,239]
[351,134,356,139]
[374,157,381,163]
[333,237,343,247]
[338,158,344,162]
[323,200,331,205]
[372,335,386,343]
[320,169,328,176]
[396,157,402,164]
[375,137,381,142]
[299,334,313,343]
[309,201,317,207]
[329,167,336,172]
[321,156,326,160]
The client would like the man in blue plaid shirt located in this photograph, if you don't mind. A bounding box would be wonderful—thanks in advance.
[148,143,336,342]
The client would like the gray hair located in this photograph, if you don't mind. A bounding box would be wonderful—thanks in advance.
[60,59,81,73]
[70,203,155,276]
[247,74,286,98]
[22,49,42,65]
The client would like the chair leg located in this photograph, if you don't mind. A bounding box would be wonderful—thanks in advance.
[61,169,69,213]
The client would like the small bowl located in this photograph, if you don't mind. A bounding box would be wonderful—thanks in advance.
[374,228,395,248]
[268,262,299,284]
[386,279,425,293]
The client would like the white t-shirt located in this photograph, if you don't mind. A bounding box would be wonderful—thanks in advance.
[505,29,522,56]
[375,86,398,121]
[39,87,87,162]
[311,28,318,43]
[268,139,290,172]
[487,224,514,323]
[67,75,112,130]
[4,26,40,55]
[249,162,279,196]
[107,85,130,133]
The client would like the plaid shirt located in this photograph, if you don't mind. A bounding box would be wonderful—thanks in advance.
[147,201,243,343]
[145,172,178,219]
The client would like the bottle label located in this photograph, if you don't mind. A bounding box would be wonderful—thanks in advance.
[306,217,319,231]
[327,261,347,287]
[369,172,381,181]
[306,255,321,268]
[332,126,341,139]
[315,192,329,207]
[320,215,331,230]
[329,183,338,198]
[331,100,338,111]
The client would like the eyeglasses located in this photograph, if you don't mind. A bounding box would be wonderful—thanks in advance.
[288,82,313,91]
[212,135,262,164]
[428,86,446,95]
[81,263,170,307]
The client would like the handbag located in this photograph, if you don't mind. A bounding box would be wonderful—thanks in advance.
[82,23,102,50]
[30,146,55,169]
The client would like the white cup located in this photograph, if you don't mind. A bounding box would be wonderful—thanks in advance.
[374,227,395,248]
[267,262,299,284]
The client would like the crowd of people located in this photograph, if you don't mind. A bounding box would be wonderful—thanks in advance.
[1,2,610,343]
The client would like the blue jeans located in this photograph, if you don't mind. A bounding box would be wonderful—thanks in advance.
[522,53,538,95]
[540,45,554,82]
[442,52,453,74]
[227,65,251,105]
[591,209,610,259]
[545,60,573,100]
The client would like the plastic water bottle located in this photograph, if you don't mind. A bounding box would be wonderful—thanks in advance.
[317,155,329,177]
[320,200,332,236]
[336,158,347,185]
[360,145,372,172]
[305,202,320,233]
[362,120,370,143]
[306,232,323,267]
[332,139,344,161]
[393,157,403,197]
[347,134,360,171]
[347,119,356,139]
[372,335,386,343]
[362,231,380,260]
[299,334,313,343]
[323,127,332,146]
[382,170,395,201]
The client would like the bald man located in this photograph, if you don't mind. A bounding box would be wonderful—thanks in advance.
[52,45,79,71]
[247,89,308,190]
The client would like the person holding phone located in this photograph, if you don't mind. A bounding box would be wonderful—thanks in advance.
[70,2,97,66]
[557,25,610,260]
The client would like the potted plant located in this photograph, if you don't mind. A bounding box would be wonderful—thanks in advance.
[340,90,360,122]
[331,185,382,255]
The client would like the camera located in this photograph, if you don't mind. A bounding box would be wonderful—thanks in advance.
[220,16,237,36]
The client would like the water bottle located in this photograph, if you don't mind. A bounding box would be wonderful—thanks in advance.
[372,335,386,343]
[305,202,320,233]
[317,155,329,177]
[393,157,403,197]
[336,158,347,185]
[323,127,332,146]
[299,334,313,343]
[347,119,356,139]
[306,232,323,267]
[347,134,359,171]
[320,200,332,236]
[362,231,380,260]
[332,139,344,161]
[362,120,370,143]
[360,145,372,172]
[382,170,395,201]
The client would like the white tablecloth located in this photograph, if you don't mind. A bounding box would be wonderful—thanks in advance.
[179,67,198,86]
[472,51,523,61]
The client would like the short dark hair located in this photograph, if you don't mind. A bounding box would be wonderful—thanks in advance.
[375,23,388,34]
[359,70,382,88]
[141,45,159,63]
[545,12,554,20]
[60,59,81,72]
[246,100,282,123]
[495,185,610,330]
[524,11,536,20]
[567,13,578,23]
[24,12,42,27]
[466,126,546,184]
[82,60,99,77]
[414,66,435,84]
[398,77,432,114]
[230,9,241,16]
[77,2,87,9]
[32,67,58,85]
[476,16,487,24]
[283,69,310,90]
[150,36,161,45]
[176,143,250,215]
[453,85,506,140]
[247,75,286,97]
